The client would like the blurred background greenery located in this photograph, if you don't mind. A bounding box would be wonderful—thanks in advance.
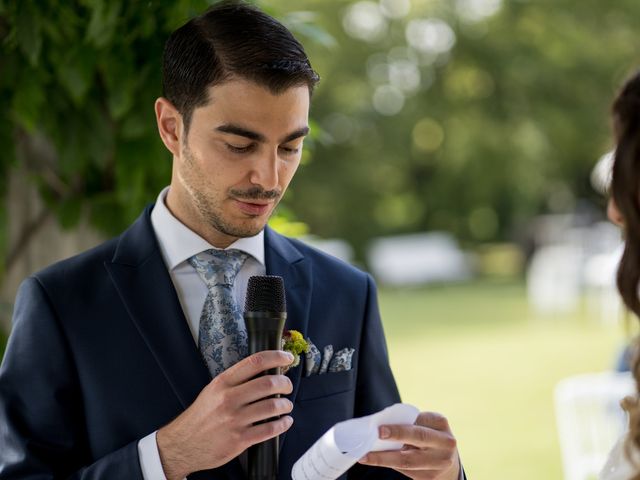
[2,0,640,478]
[2,0,637,265]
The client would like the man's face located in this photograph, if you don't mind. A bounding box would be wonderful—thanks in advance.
[168,79,310,247]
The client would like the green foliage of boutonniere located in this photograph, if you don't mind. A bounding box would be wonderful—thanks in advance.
[281,329,310,372]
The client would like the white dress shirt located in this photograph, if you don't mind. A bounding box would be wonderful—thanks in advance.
[138,187,266,480]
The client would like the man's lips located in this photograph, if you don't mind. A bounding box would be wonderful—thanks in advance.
[233,199,273,216]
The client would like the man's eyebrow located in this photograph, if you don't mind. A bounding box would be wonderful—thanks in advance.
[281,126,310,144]
[215,124,265,142]
[215,124,310,144]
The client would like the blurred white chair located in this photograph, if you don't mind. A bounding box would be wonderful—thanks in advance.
[554,372,635,480]
[527,244,582,315]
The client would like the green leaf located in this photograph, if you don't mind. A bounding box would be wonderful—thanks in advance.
[15,2,42,66]
[89,192,128,235]
[58,115,89,176]
[120,111,150,139]
[57,197,83,229]
[86,0,122,48]
[107,83,133,120]
[11,70,45,131]
[57,45,98,106]
[40,16,64,44]
[84,104,115,170]
[101,50,136,119]
[0,51,19,91]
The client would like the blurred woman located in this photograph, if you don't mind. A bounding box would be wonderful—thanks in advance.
[600,70,640,480]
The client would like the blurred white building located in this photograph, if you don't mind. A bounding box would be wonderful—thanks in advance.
[367,232,473,286]
[302,236,355,265]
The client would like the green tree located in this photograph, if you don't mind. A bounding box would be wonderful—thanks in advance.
[1,0,199,273]
[276,0,639,258]
[2,0,639,271]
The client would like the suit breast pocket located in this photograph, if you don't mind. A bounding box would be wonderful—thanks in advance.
[286,369,357,476]
[296,369,356,401]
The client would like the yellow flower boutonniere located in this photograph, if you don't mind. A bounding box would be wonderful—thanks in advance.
[281,329,310,373]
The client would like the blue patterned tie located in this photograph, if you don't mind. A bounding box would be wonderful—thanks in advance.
[188,249,249,378]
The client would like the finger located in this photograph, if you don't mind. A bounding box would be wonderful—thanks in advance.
[243,415,294,445]
[241,397,294,425]
[415,412,452,433]
[359,448,455,471]
[234,373,293,405]
[378,424,456,449]
[395,451,460,480]
[220,351,294,386]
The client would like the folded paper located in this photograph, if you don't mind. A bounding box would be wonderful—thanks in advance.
[291,403,420,480]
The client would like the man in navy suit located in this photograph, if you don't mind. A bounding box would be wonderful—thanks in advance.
[0,2,463,479]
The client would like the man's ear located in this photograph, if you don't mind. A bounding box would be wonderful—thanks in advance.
[155,97,183,157]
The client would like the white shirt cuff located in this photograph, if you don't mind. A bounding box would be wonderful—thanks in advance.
[138,431,169,480]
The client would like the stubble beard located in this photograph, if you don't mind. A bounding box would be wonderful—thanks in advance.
[181,145,277,240]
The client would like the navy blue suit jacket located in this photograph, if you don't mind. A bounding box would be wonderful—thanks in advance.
[0,207,404,479]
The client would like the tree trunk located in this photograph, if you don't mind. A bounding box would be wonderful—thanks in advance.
[0,165,104,333]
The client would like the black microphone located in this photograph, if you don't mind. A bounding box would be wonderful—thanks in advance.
[244,275,287,480]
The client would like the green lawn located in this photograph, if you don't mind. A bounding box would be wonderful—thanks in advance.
[379,281,627,480]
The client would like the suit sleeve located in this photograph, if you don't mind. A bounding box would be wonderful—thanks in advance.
[0,277,143,480]
[348,274,405,480]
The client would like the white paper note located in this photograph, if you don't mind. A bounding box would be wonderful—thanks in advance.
[291,403,420,480]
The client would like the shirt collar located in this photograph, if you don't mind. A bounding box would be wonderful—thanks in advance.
[150,187,265,271]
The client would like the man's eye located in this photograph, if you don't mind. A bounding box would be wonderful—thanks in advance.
[227,143,254,154]
[280,145,300,155]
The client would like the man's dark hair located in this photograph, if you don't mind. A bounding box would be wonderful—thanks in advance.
[162,0,320,131]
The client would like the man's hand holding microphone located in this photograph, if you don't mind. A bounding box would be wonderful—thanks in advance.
[156,349,295,480]
[158,275,289,480]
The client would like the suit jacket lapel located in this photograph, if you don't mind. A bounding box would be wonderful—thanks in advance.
[104,206,210,410]
[264,226,312,454]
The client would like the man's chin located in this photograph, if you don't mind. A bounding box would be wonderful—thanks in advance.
[215,218,269,239]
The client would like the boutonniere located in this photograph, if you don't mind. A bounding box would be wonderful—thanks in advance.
[281,329,310,373]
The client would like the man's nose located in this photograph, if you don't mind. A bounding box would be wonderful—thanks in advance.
[249,150,279,190]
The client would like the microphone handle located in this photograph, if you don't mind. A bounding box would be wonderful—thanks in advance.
[245,312,287,480]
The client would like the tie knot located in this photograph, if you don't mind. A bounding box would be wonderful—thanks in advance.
[188,249,249,287]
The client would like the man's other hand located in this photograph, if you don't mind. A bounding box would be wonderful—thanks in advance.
[358,411,460,480]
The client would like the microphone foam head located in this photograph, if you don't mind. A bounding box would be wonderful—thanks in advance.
[245,275,286,313]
